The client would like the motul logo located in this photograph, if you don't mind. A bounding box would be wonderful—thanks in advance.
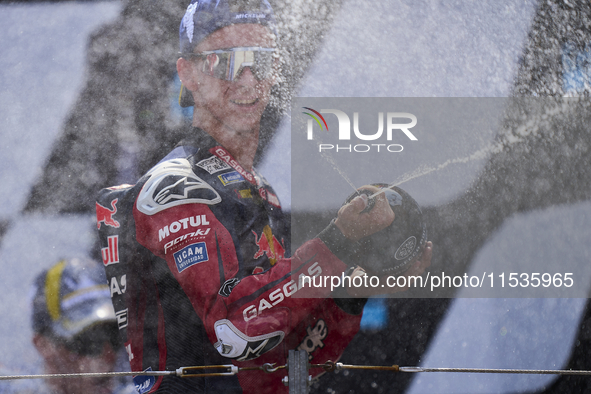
[102,235,119,266]
[158,214,210,242]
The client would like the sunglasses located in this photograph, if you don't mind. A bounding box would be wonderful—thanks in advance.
[184,47,277,81]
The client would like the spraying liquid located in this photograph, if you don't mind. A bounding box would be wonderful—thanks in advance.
[308,132,359,193]
[367,99,573,199]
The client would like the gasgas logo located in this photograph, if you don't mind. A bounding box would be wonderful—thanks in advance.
[302,107,417,153]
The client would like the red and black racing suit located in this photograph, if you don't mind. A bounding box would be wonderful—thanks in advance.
[96,128,365,393]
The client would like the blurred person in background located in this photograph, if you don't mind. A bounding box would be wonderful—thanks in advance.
[28,257,135,394]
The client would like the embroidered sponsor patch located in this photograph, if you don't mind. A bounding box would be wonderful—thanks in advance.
[173,242,209,272]
[197,156,231,174]
[210,146,256,184]
[96,199,120,229]
[101,235,119,266]
[218,171,245,186]
[133,368,155,394]
[252,225,285,265]
[235,189,253,199]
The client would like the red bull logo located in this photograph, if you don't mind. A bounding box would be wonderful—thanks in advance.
[102,235,119,266]
[252,225,285,265]
[96,199,120,229]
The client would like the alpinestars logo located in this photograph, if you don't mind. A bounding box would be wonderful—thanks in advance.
[153,177,205,205]
[219,277,241,297]
[214,320,284,361]
[236,338,278,361]
[137,158,221,215]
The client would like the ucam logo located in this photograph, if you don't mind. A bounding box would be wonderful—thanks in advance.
[303,107,418,153]
[173,242,209,273]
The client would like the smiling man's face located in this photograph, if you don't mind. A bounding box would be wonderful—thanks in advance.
[185,23,276,134]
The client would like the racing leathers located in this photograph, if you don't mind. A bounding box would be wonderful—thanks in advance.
[96,128,365,393]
